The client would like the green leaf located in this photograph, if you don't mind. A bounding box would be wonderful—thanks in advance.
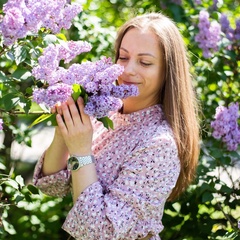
[2,219,16,235]
[0,71,8,82]
[19,97,32,114]
[27,184,40,195]
[4,179,19,190]
[24,192,32,203]
[202,191,214,203]
[71,84,88,103]
[28,113,57,129]
[12,68,31,80]
[0,162,6,170]
[15,175,24,188]
[14,45,27,65]
[2,94,20,111]
[43,34,58,45]
[72,84,82,101]
[14,195,25,203]
[220,185,232,194]
[97,116,114,130]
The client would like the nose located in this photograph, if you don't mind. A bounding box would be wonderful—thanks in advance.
[123,60,137,76]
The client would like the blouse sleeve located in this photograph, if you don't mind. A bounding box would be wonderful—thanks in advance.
[33,153,71,197]
[62,135,180,240]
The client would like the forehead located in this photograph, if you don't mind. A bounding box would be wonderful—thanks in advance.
[120,28,160,55]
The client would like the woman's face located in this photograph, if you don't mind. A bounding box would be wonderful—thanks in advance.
[117,28,165,113]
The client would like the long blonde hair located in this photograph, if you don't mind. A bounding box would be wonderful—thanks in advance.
[115,13,200,201]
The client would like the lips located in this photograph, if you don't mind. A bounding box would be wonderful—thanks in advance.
[122,80,139,85]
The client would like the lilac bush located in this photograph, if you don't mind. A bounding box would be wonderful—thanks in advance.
[0,0,82,46]
[211,102,240,151]
[220,14,235,41]
[195,10,221,58]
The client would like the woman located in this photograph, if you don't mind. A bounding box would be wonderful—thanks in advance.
[33,12,200,239]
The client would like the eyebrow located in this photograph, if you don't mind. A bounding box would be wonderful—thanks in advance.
[119,47,157,58]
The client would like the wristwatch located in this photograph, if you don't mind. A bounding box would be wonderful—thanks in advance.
[67,155,95,171]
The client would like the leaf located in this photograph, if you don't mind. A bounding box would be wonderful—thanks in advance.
[14,195,25,203]
[4,179,19,190]
[28,113,57,129]
[15,175,24,188]
[72,84,82,101]
[220,185,232,194]
[12,68,31,80]
[43,34,58,45]
[97,116,114,130]
[27,184,40,195]
[2,94,20,111]
[202,191,214,203]
[24,191,32,203]
[14,45,27,65]
[0,71,8,82]
[2,219,17,235]
[56,33,67,41]
[0,162,6,170]
[18,97,32,114]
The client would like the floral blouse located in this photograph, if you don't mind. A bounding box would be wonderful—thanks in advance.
[33,105,180,240]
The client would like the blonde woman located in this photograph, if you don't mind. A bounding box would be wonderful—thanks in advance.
[33,12,200,240]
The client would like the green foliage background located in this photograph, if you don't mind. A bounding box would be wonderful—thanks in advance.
[0,0,239,239]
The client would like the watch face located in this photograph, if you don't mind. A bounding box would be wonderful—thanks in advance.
[68,155,94,171]
[69,157,79,171]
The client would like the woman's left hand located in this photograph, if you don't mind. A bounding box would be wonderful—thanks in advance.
[56,97,93,156]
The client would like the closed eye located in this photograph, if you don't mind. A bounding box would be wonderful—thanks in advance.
[118,57,128,61]
[140,61,152,66]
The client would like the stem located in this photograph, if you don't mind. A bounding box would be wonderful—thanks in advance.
[216,201,238,231]
[0,109,50,115]
[10,111,50,115]
[0,47,9,57]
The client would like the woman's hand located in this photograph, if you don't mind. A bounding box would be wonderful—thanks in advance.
[56,97,93,156]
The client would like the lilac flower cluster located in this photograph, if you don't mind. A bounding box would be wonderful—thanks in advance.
[194,0,202,5]
[212,0,218,10]
[220,14,234,41]
[195,10,221,58]
[0,0,82,46]
[220,14,240,43]
[32,42,138,119]
[211,102,240,151]
[32,41,92,85]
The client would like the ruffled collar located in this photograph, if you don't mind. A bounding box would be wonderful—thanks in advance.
[110,104,164,128]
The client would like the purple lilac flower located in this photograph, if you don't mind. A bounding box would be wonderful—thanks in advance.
[84,95,123,119]
[212,0,218,10]
[211,102,240,151]
[195,10,221,58]
[0,0,82,46]
[0,118,3,130]
[220,14,234,41]
[194,0,202,5]
[235,19,240,41]
[112,84,139,99]
[33,83,72,108]
[57,41,92,64]
[32,41,92,85]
